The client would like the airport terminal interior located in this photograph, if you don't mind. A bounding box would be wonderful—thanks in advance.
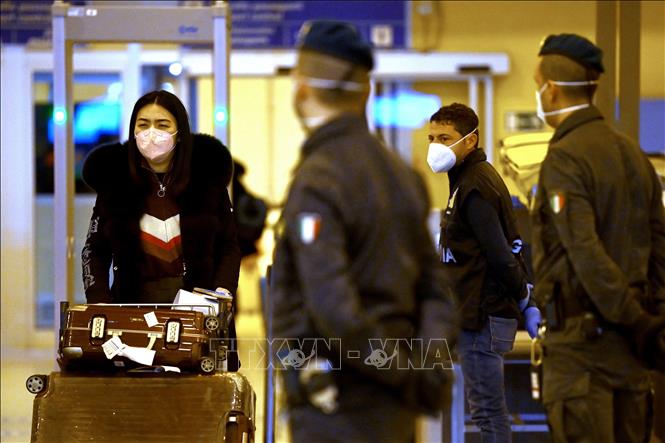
[1,1,664,442]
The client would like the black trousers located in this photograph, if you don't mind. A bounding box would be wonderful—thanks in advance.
[542,324,652,443]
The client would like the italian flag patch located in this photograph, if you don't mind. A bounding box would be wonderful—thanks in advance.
[549,192,565,214]
[298,213,321,244]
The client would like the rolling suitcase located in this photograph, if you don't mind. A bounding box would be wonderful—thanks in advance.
[58,303,224,373]
[26,371,256,443]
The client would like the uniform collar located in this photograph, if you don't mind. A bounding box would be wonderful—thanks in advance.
[448,148,487,188]
[550,104,604,143]
[301,113,368,158]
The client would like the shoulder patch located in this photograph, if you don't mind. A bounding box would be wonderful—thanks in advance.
[297,212,321,244]
[549,191,566,214]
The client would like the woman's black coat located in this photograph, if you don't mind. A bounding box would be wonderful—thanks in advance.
[81,133,241,304]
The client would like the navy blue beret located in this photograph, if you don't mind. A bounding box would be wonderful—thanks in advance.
[539,33,604,73]
[297,20,374,71]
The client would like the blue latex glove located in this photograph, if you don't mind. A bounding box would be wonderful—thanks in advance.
[518,283,534,312]
[524,306,542,339]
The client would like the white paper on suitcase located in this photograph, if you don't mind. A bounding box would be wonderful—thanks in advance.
[102,336,156,366]
[172,289,219,316]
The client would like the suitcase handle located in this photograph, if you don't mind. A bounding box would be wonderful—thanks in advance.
[110,331,160,350]
[146,333,159,350]
[88,303,216,316]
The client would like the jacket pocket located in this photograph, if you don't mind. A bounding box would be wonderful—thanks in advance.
[488,315,518,354]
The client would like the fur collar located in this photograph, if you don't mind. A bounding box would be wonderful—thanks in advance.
[82,133,233,192]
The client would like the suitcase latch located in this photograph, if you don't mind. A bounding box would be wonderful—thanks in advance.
[90,316,106,339]
[165,321,181,344]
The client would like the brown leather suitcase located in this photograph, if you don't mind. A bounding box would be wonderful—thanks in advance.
[58,303,224,373]
[26,371,256,443]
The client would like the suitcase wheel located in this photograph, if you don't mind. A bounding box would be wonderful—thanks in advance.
[26,374,48,394]
[225,421,239,443]
[204,315,220,332]
[200,357,216,373]
[225,414,251,443]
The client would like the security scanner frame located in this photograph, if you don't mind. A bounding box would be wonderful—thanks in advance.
[180,49,509,163]
[49,5,508,321]
[50,0,230,333]
[369,51,508,164]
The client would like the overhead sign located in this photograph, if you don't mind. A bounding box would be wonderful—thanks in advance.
[229,1,408,49]
[1,0,53,45]
[1,1,408,49]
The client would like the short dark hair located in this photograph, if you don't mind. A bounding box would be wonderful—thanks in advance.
[127,90,193,196]
[429,103,480,147]
[539,54,600,100]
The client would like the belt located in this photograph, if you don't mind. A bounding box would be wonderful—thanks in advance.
[562,282,648,319]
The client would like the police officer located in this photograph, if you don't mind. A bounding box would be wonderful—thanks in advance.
[531,33,665,442]
[271,20,458,443]
[428,103,541,443]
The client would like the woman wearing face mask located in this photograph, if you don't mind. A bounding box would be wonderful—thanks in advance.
[80,90,241,369]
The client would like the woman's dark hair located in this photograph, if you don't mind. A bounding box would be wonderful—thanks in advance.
[127,90,192,196]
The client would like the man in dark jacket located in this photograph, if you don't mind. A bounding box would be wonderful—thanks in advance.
[271,20,457,442]
[428,103,541,443]
[531,33,665,442]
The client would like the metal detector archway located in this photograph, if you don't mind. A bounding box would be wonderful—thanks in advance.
[51,0,230,331]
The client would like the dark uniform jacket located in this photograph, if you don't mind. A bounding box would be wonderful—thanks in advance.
[440,149,530,331]
[81,133,241,303]
[531,105,665,336]
[272,114,457,392]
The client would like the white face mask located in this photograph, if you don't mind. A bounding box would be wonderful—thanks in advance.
[301,116,330,129]
[427,127,477,173]
[292,76,367,131]
[134,127,177,162]
[536,80,598,122]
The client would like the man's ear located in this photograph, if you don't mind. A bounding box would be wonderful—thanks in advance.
[468,132,479,150]
[295,80,311,103]
[546,81,560,104]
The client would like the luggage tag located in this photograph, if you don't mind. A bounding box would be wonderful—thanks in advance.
[102,335,156,366]
[102,336,126,359]
[144,311,159,327]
